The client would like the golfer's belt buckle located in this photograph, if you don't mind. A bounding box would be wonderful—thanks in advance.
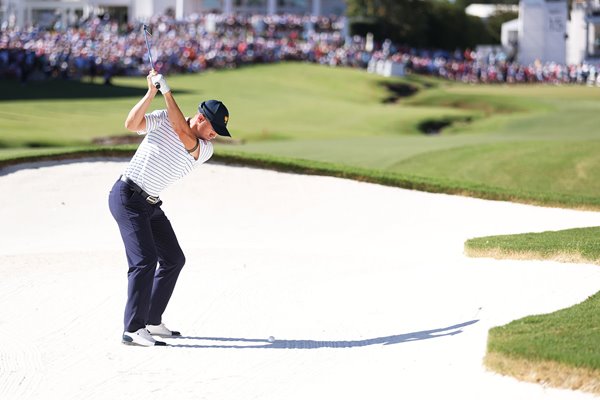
[146,195,159,205]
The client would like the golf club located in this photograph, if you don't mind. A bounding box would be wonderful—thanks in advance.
[142,24,160,89]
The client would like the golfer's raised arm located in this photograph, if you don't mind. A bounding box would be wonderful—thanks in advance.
[149,72,197,148]
[124,72,159,132]
[161,95,198,150]
[163,92,192,133]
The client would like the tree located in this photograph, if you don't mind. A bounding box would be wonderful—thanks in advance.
[347,0,503,50]
[455,0,519,10]
[484,10,519,43]
[347,0,428,46]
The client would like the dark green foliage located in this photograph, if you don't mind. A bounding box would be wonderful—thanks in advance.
[485,11,519,43]
[347,0,502,49]
[455,0,519,9]
[424,2,495,49]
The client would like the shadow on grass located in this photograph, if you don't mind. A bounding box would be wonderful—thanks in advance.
[0,79,192,101]
[168,319,479,349]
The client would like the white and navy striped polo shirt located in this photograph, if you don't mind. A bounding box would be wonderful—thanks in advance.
[123,109,213,196]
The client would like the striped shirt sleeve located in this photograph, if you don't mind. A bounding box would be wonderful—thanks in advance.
[137,109,168,135]
[198,139,214,163]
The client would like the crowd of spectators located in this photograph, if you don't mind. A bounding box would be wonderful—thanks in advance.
[2,12,600,86]
[370,47,600,85]
[0,13,366,84]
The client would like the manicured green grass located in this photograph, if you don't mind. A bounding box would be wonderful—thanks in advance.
[390,140,600,199]
[3,62,600,209]
[0,64,467,146]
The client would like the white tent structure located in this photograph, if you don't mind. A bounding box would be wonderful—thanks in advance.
[501,18,519,59]
[517,0,568,65]
[567,0,600,64]
[500,0,600,65]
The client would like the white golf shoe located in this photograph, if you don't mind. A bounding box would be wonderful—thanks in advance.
[122,328,167,346]
[146,323,181,337]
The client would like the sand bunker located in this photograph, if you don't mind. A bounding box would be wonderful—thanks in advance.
[1,159,600,400]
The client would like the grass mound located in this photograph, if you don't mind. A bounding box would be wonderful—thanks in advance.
[465,226,600,264]
[485,292,600,394]
[465,227,600,394]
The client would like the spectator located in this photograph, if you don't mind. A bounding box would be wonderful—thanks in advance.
[1,12,599,86]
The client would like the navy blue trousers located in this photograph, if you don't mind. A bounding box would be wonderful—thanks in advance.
[109,179,185,332]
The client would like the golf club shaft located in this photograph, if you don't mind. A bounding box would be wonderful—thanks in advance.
[143,25,160,89]
[143,34,155,71]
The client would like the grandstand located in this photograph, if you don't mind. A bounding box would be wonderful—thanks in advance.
[0,0,346,29]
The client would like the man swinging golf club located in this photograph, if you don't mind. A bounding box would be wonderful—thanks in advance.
[108,65,231,346]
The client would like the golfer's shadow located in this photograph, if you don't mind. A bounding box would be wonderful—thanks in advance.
[168,319,478,349]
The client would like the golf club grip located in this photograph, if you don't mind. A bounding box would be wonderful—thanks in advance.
[154,82,161,89]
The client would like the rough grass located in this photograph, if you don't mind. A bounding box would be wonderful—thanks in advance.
[465,248,597,265]
[465,227,600,264]
[485,352,600,394]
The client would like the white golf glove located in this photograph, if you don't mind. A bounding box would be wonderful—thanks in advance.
[151,74,171,94]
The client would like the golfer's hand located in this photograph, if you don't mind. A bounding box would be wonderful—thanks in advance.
[146,70,159,94]
[151,73,171,95]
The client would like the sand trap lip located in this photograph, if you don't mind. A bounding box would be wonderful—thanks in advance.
[1,159,600,400]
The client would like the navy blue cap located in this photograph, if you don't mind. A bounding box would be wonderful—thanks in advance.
[199,100,231,137]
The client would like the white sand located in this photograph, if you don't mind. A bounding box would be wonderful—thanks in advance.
[1,159,600,400]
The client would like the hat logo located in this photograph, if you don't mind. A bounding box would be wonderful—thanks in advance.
[224,115,229,124]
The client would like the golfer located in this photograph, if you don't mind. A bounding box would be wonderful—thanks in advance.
[108,70,231,346]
